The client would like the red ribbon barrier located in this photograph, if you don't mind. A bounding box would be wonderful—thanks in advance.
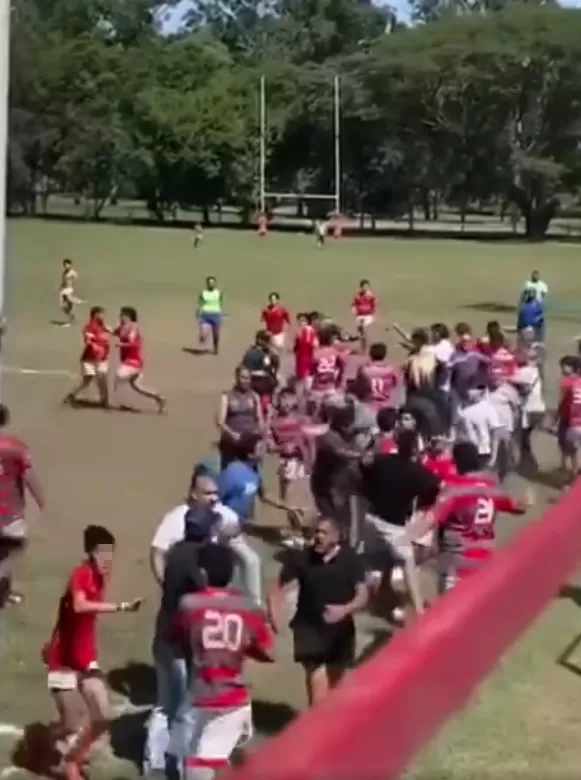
[226,481,581,780]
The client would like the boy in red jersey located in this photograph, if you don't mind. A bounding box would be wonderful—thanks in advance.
[64,306,111,408]
[0,404,44,606]
[113,306,166,414]
[357,342,399,411]
[261,292,290,352]
[171,543,274,780]
[309,327,345,417]
[351,279,376,352]
[556,356,581,479]
[374,407,398,454]
[431,442,528,593]
[421,436,457,483]
[293,313,318,390]
[43,525,142,780]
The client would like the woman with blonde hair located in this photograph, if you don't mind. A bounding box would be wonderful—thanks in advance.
[403,329,447,438]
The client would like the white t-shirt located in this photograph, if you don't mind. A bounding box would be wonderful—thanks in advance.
[428,339,454,391]
[523,279,548,301]
[488,383,520,434]
[151,502,239,552]
[513,364,545,423]
[456,399,501,455]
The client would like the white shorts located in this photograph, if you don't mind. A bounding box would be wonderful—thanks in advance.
[116,364,141,381]
[175,704,253,772]
[270,332,285,350]
[365,514,413,561]
[278,456,306,482]
[356,315,374,328]
[0,517,27,541]
[47,662,101,691]
[82,361,108,377]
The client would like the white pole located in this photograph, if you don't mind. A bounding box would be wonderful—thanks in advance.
[259,74,266,215]
[0,0,10,380]
[333,74,341,216]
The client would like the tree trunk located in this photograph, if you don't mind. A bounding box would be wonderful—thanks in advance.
[202,206,210,225]
[524,201,557,241]
[421,189,431,221]
[371,213,376,231]
[433,191,440,221]
[407,192,415,232]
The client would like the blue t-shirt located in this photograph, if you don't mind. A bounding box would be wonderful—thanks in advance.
[218,461,260,525]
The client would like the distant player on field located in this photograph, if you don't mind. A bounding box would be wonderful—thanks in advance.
[64,306,111,409]
[113,306,166,414]
[197,276,223,355]
[352,279,376,352]
[59,258,80,327]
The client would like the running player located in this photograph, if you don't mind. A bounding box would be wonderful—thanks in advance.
[261,292,290,352]
[356,342,399,411]
[351,279,376,352]
[59,259,80,326]
[43,525,142,780]
[64,307,111,408]
[171,543,274,780]
[0,404,45,606]
[309,327,345,417]
[192,223,203,249]
[197,276,223,355]
[432,442,528,593]
[293,313,318,393]
[556,355,581,480]
[113,307,166,414]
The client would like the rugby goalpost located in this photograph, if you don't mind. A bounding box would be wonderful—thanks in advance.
[0,0,10,385]
[258,74,341,217]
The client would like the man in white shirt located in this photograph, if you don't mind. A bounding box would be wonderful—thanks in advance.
[513,351,546,468]
[522,270,548,302]
[488,377,520,481]
[455,385,501,470]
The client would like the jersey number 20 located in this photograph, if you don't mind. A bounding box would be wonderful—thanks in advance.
[202,610,244,652]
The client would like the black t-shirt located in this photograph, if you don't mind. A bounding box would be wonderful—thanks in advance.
[155,540,206,654]
[279,545,365,627]
[242,346,279,396]
[360,454,441,527]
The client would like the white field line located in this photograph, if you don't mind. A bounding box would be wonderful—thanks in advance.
[1,365,75,378]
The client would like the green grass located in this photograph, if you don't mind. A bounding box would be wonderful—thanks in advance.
[2,219,581,777]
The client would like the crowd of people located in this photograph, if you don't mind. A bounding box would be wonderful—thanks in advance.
[3,265,581,780]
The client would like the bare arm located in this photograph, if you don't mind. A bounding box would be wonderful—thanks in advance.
[150,546,166,587]
[72,590,141,615]
[343,582,369,616]
[266,579,297,633]
[25,468,45,511]
[216,393,239,440]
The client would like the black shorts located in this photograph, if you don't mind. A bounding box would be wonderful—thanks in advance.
[292,620,355,668]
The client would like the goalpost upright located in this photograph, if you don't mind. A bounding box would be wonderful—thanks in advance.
[0,0,10,383]
[259,73,341,216]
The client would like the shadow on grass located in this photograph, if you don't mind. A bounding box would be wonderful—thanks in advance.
[559,584,581,609]
[462,302,517,315]
[182,347,212,357]
[517,464,570,492]
[109,710,148,770]
[108,662,156,707]
[252,699,297,736]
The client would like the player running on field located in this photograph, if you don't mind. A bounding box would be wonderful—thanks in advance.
[113,306,166,414]
[43,525,142,780]
[293,313,318,397]
[64,307,111,409]
[197,276,223,355]
[0,404,45,606]
[59,258,81,327]
[261,292,290,353]
[192,223,203,249]
[352,279,376,352]
[171,543,274,780]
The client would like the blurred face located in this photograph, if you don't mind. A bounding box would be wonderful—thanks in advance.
[297,315,307,329]
[531,271,539,282]
[467,387,485,403]
[398,412,416,431]
[456,330,472,348]
[207,278,216,290]
[313,519,340,554]
[278,392,296,414]
[64,261,72,271]
[269,294,279,306]
[561,362,574,377]
[90,543,115,577]
[190,475,219,509]
[119,311,130,327]
[360,282,369,294]
[235,367,252,391]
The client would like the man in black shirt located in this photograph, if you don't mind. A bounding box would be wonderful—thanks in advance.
[241,330,280,400]
[360,430,441,622]
[267,516,368,707]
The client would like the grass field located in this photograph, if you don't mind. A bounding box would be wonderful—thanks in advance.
[2,219,581,779]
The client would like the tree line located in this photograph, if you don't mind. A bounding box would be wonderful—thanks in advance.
[9,0,581,238]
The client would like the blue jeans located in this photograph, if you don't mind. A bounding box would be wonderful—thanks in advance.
[143,637,188,775]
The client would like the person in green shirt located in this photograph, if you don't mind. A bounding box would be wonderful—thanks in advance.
[197,276,223,355]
